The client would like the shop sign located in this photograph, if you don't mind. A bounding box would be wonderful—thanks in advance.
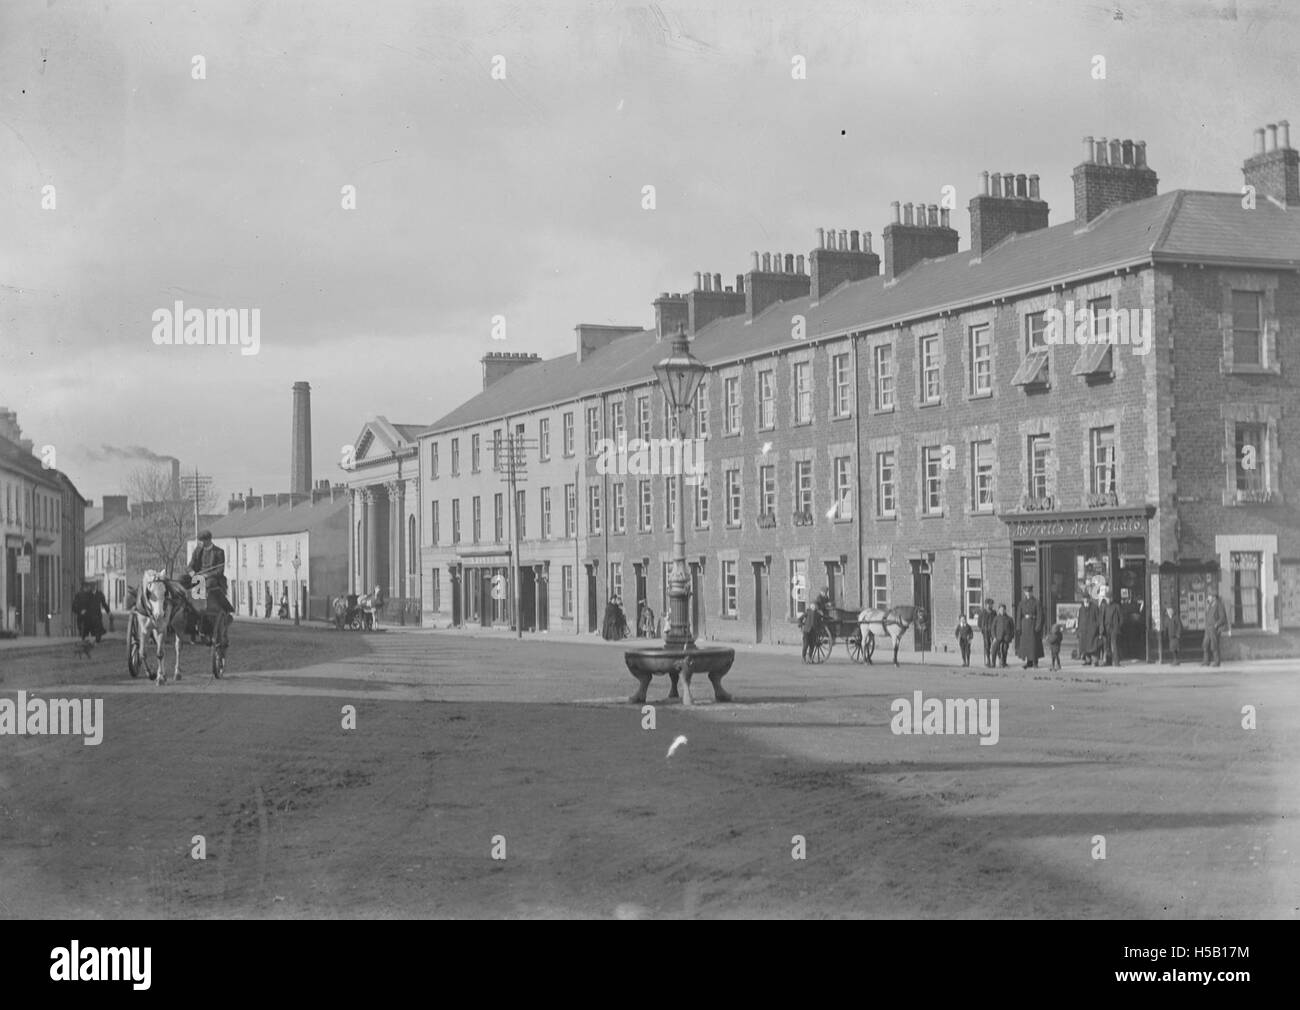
[1009,514,1148,540]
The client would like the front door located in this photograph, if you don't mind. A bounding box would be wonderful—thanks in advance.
[910,561,932,651]
[536,570,549,632]
[753,562,767,643]
[586,565,598,632]
[518,567,535,632]
[451,569,462,627]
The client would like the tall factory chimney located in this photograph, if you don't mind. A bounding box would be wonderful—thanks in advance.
[291,381,313,494]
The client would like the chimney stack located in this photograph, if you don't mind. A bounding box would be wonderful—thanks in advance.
[745,245,811,320]
[654,292,690,341]
[1072,135,1159,223]
[1243,118,1298,207]
[290,381,312,495]
[483,350,545,385]
[882,198,959,282]
[575,325,640,363]
[969,166,1051,255]
[809,224,881,300]
[686,267,746,334]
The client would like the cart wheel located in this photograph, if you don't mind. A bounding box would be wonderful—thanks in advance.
[847,630,864,663]
[811,626,832,664]
[126,613,142,678]
[864,631,876,663]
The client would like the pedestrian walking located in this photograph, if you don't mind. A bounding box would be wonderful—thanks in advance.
[799,605,822,663]
[978,598,997,667]
[955,613,973,666]
[1203,589,1229,666]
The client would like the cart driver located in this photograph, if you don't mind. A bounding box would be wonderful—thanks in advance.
[188,531,235,615]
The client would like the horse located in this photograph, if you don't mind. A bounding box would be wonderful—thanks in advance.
[139,569,230,684]
[857,605,927,666]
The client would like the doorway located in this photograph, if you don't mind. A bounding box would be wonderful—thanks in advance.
[518,566,536,632]
[586,565,598,632]
[689,562,704,639]
[910,560,932,651]
[753,561,768,643]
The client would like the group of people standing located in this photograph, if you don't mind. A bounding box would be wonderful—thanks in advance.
[601,596,658,640]
[958,585,1232,669]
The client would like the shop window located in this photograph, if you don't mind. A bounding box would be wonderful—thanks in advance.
[1230,552,1262,628]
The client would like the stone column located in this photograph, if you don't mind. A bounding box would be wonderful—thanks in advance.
[349,489,358,593]
[387,480,405,600]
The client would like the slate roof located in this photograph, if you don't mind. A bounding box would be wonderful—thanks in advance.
[85,514,135,546]
[204,496,349,538]
[423,190,1300,436]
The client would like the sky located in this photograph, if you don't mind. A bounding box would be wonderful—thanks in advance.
[1,0,1296,506]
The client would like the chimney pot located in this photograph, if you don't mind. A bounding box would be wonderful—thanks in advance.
[903,202,914,225]
[795,254,805,274]
[1083,136,1095,163]
[736,273,745,293]
[761,252,771,272]
[981,170,990,195]
[713,272,722,291]
[783,255,793,274]
[1122,139,1134,166]
[1109,139,1122,166]
[1135,140,1147,167]
[990,172,1002,197]
[1267,123,1278,151]
[751,251,760,270]
[1280,120,1292,150]
[816,227,825,249]
[863,231,872,253]
[1254,127,1266,156]
[891,201,901,224]
[1096,138,1108,164]
[1001,174,1013,198]
[1029,174,1040,200]
[849,229,859,251]
[1016,174,1027,198]
[694,271,702,290]
[837,229,847,250]
[940,208,949,228]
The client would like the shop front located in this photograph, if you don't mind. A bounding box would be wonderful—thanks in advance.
[456,549,513,628]
[1003,507,1155,662]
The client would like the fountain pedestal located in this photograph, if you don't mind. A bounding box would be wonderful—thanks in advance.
[624,644,735,705]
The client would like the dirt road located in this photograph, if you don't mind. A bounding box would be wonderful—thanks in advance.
[1,624,1295,918]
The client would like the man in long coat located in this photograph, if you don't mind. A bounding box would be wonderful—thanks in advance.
[1100,591,1123,666]
[1203,588,1230,667]
[1077,595,1099,665]
[1015,585,1045,668]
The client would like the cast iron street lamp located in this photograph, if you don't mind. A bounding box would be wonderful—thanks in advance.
[624,326,735,705]
[292,553,301,626]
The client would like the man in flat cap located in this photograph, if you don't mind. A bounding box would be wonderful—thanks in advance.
[188,530,234,617]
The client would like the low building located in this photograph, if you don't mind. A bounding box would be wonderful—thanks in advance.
[192,483,349,621]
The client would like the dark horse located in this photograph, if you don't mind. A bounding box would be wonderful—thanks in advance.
[857,605,927,666]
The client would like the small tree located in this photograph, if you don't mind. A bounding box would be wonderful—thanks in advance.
[122,464,220,578]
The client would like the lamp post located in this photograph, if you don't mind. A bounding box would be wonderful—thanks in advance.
[624,325,735,705]
[292,553,301,626]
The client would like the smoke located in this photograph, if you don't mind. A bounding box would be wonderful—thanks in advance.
[84,444,178,464]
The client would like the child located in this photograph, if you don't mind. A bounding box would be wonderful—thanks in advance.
[1165,606,1182,665]
[955,614,973,666]
[1046,622,1064,671]
[991,604,1015,668]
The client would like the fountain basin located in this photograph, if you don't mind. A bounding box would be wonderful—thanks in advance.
[624,644,735,705]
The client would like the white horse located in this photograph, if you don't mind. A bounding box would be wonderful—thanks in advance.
[857,605,926,666]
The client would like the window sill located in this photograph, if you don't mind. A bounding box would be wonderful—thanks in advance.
[964,506,998,518]
[876,513,898,522]
[793,419,814,427]
[719,613,738,621]
[831,412,853,422]
[967,390,993,401]
[1223,363,1281,377]
[921,511,946,519]
[758,423,776,432]
[918,400,942,409]
[833,517,855,525]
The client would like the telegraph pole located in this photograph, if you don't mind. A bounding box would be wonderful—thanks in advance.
[498,431,534,640]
